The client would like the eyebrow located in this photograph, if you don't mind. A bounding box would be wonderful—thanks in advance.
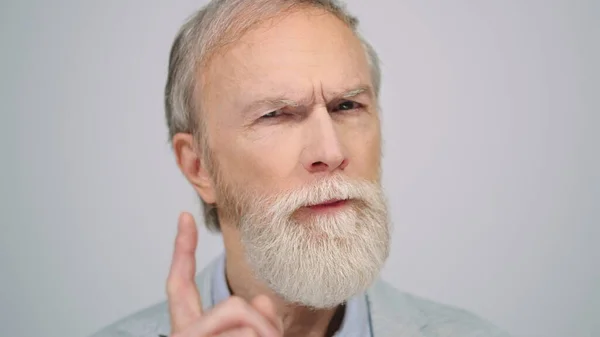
[338,85,372,100]
[240,84,374,115]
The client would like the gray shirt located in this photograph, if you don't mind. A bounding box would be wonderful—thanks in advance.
[89,254,511,337]
[211,254,373,337]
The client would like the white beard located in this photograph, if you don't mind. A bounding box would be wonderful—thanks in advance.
[234,174,391,309]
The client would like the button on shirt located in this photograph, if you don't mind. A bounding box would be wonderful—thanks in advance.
[211,254,372,337]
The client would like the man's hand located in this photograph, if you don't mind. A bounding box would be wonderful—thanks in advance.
[166,212,283,337]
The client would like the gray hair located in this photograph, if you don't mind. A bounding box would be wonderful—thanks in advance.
[165,0,382,232]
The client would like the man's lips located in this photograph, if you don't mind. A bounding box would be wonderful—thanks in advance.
[292,199,352,219]
[306,199,348,210]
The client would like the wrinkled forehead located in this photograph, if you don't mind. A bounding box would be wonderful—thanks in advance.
[200,8,372,109]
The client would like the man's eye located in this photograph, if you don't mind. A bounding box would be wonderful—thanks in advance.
[261,110,283,119]
[333,101,361,112]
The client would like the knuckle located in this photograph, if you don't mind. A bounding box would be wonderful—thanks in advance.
[226,296,248,309]
[165,280,180,296]
[175,234,188,248]
[241,327,259,337]
[221,327,256,337]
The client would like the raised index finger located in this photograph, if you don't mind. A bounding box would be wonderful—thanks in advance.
[166,212,203,333]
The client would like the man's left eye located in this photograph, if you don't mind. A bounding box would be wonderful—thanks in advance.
[333,101,361,112]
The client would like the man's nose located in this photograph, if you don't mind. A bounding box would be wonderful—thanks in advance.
[300,108,348,174]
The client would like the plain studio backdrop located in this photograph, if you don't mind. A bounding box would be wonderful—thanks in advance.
[1,0,598,336]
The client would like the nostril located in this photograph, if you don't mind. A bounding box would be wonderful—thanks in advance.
[311,161,328,170]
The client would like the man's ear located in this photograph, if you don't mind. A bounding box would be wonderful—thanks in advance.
[172,133,216,204]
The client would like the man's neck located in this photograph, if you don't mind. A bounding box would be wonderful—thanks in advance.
[222,228,344,337]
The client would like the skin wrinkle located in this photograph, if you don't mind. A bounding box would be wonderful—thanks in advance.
[240,84,373,120]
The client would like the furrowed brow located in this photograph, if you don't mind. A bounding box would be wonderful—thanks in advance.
[240,84,373,115]
[240,97,299,115]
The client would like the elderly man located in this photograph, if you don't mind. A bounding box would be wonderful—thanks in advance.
[93,1,509,336]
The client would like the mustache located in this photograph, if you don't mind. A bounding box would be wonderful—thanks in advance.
[253,174,382,217]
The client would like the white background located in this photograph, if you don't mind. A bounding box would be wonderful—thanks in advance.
[1,1,598,336]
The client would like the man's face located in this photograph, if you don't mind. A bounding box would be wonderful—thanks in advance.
[198,8,389,308]
[201,8,381,203]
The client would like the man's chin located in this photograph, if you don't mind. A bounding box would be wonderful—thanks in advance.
[239,191,389,309]
[266,265,379,309]
[246,231,384,309]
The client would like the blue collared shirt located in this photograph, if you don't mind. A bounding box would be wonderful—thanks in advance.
[211,254,372,337]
